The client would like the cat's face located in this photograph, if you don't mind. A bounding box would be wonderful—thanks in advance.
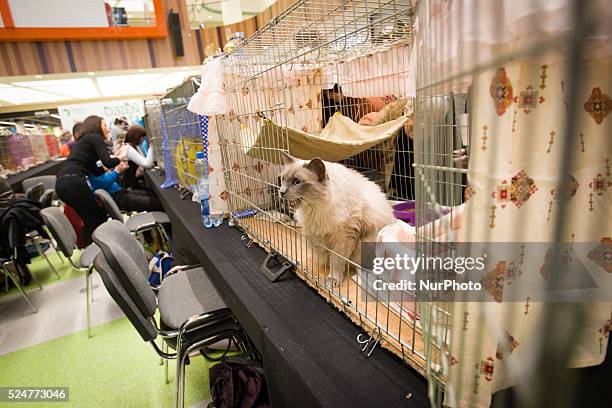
[279,158,328,209]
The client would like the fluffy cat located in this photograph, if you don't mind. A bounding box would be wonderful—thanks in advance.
[279,154,395,286]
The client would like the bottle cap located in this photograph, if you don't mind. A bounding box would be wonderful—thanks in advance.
[196,151,205,159]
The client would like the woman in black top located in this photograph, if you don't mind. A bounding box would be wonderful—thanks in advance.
[56,115,123,245]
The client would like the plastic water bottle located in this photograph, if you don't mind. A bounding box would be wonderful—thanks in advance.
[195,151,223,228]
[195,151,211,228]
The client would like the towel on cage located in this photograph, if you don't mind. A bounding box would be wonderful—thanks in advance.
[245,112,408,165]
[187,58,226,116]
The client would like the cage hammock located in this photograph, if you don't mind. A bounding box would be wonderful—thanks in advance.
[246,112,408,164]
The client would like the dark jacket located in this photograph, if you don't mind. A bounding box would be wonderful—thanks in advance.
[59,132,120,177]
[0,199,44,257]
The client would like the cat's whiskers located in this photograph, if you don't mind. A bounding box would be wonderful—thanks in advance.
[297,196,325,211]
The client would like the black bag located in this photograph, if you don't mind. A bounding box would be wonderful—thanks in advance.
[209,357,270,408]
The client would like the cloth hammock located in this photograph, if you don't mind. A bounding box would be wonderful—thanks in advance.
[245,112,408,165]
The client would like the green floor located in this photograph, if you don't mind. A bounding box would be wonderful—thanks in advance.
[0,318,211,408]
[0,252,214,407]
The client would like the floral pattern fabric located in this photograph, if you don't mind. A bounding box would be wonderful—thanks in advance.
[441,58,612,408]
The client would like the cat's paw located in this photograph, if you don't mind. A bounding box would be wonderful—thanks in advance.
[325,274,340,288]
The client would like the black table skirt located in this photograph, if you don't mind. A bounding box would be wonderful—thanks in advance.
[145,169,428,408]
[6,159,65,193]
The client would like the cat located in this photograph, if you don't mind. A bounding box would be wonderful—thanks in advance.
[279,154,395,286]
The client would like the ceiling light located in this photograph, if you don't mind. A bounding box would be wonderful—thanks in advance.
[0,86,69,104]
[50,114,61,119]
[13,78,99,99]
[0,121,16,126]
[208,15,212,19]
[24,124,36,128]
[97,73,164,97]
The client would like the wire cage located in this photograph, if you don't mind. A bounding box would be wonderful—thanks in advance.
[7,133,35,170]
[159,78,206,189]
[44,134,60,158]
[217,0,426,371]
[28,132,50,164]
[0,131,16,173]
[218,1,611,406]
[144,98,164,170]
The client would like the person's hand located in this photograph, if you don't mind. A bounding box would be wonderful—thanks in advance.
[115,144,129,161]
[115,161,129,174]
[453,148,469,168]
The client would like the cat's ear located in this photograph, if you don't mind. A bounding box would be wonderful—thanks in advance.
[305,158,326,182]
[281,151,296,165]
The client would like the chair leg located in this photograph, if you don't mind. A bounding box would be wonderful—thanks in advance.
[34,238,61,279]
[22,263,43,291]
[56,251,65,263]
[86,266,92,338]
[159,340,165,366]
[49,239,65,263]
[89,269,95,303]
[3,266,37,313]
[160,341,170,385]
[158,225,172,252]
[175,345,188,408]
[43,226,65,264]
[165,351,170,385]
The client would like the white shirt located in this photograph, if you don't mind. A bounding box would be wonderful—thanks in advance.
[127,145,154,169]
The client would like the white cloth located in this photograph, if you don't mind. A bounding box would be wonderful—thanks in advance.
[417,0,612,91]
[127,145,154,169]
[187,58,227,116]
[205,117,229,217]
[329,46,415,98]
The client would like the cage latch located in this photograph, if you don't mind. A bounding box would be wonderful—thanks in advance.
[356,327,380,358]
[260,251,293,282]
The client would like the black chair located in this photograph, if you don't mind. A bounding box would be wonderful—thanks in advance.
[24,182,44,203]
[92,220,254,408]
[22,175,56,192]
[6,216,60,280]
[40,207,100,337]
[23,176,57,208]
[1,214,45,313]
[93,189,171,251]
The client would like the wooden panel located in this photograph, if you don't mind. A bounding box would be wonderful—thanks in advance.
[0,1,261,76]
[257,0,293,28]
[0,0,166,42]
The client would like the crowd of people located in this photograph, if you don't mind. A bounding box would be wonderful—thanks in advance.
[56,115,160,245]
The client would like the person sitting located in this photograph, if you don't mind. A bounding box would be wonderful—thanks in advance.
[121,125,154,191]
[88,161,163,213]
